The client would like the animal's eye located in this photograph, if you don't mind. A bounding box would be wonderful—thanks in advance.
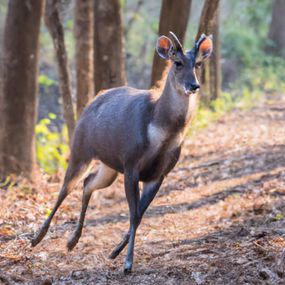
[195,61,203,69]
[174,61,183,69]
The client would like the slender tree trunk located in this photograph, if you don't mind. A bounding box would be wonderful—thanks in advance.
[196,0,220,104]
[196,0,219,40]
[150,0,192,87]
[94,0,126,93]
[267,0,285,57]
[75,0,94,118]
[45,0,75,145]
[0,0,44,179]
[209,6,221,101]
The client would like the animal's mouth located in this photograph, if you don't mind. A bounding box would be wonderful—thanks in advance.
[184,89,199,96]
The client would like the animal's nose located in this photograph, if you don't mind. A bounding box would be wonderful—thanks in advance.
[190,83,200,91]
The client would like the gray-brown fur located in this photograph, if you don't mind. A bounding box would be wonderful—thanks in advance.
[31,32,213,273]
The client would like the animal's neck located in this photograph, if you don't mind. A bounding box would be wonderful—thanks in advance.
[152,72,197,134]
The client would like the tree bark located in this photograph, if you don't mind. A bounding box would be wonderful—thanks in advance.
[45,0,75,145]
[150,0,192,87]
[0,0,44,179]
[196,0,220,104]
[94,0,126,93]
[196,0,219,40]
[75,0,94,118]
[267,0,285,57]
[209,6,221,101]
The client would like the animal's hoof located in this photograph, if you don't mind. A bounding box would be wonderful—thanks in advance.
[31,237,39,247]
[31,227,48,247]
[66,237,78,251]
[67,229,82,251]
[109,249,119,260]
[123,261,133,274]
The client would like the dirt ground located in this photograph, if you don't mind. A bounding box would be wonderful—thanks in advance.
[1,94,285,285]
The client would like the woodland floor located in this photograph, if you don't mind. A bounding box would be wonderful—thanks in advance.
[1,94,285,284]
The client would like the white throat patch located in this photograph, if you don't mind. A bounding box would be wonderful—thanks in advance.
[147,123,166,149]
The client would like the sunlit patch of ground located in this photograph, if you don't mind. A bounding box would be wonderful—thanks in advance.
[1,95,285,284]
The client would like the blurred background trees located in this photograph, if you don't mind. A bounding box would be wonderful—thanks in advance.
[75,0,94,117]
[0,0,284,180]
[267,0,285,57]
[196,0,220,103]
[150,0,192,86]
[45,0,75,144]
[93,0,126,93]
[0,0,44,179]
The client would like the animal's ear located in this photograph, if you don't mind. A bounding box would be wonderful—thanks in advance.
[156,36,173,60]
[196,34,213,60]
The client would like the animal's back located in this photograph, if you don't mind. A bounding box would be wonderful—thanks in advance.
[72,87,155,171]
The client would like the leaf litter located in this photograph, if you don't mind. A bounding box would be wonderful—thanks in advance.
[1,95,285,284]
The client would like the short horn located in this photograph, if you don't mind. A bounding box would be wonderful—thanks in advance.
[195,34,207,50]
[169,31,183,52]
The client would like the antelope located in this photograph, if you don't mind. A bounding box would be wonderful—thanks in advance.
[31,32,213,273]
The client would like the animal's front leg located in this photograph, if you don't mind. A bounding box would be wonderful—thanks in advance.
[139,177,164,216]
[123,168,140,274]
[109,177,164,260]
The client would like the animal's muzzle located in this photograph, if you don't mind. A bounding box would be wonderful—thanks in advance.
[184,83,200,95]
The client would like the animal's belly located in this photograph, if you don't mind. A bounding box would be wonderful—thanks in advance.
[96,152,124,173]
[139,147,181,182]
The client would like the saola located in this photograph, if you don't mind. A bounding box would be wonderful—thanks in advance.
[32,32,213,273]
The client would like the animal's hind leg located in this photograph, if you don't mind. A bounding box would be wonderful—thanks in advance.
[67,163,117,251]
[31,159,89,247]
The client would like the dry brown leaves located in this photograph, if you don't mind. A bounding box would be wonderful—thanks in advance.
[1,95,285,284]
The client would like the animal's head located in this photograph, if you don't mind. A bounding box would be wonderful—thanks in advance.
[156,32,213,95]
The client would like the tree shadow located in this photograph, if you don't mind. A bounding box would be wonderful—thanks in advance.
[30,194,285,285]
[48,144,285,244]
[143,199,285,284]
[161,143,285,196]
[109,144,285,204]
[86,168,285,228]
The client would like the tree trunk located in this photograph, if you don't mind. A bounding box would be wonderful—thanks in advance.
[196,0,220,104]
[0,0,44,179]
[45,0,75,145]
[94,0,126,93]
[196,0,219,40]
[267,0,285,57]
[150,0,192,87]
[209,6,221,101]
[75,0,94,118]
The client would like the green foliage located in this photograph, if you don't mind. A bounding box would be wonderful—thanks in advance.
[63,18,75,59]
[221,0,276,80]
[38,74,55,89]
[190,91,236,132]
[35,114,69,174]
[229,53,285,96]
[65,19,73,30]
[222,28,262,67]
[246,0,272,36]
[274,213,284,221]
[120,0,126,8]
[190,53,285,134]
[216,0,285,124]
[0,0,7,13]
[0,176,16,189]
